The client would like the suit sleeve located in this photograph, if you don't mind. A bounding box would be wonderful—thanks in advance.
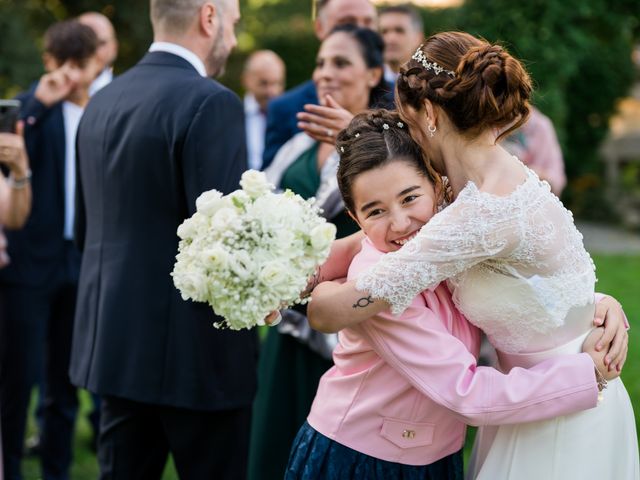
[17,92,51,173]
[181,88,248,214]
[356,305,598,427]
[261,97,292,170]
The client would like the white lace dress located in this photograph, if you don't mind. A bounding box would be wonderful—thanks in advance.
[356,167,639,479]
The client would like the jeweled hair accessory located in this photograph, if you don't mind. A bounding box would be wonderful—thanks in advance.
[411,45,456,78]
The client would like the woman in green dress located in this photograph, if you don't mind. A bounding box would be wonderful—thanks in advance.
[248,25,393,479]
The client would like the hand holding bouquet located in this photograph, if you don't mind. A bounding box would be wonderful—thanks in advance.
[172,170,336,330]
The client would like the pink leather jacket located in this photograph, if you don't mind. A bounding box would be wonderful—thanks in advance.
[307,239,598,466]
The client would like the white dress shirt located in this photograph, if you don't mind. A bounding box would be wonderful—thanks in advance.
[384,64,398,84]
[89,68,114,96]
[244,94,266,171]
[149,42,207,77]
[62,101,84,240]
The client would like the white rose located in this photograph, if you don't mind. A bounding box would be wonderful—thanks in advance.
[200,245,230,270]
[229,250,253,279]
[177,213,204,240]
[240,170,273,198]
[310,223,337,252]
[173,268,209,302]
[229,190,250,209]
[258,261,289,287]
[196,190,224,216]
[211,207,238,230]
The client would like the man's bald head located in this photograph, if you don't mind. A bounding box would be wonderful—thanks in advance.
[78,12,118,67]
[242,50,285,112]
[314,0,377,40]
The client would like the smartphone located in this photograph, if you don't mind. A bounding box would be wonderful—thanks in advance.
[0,99,21,133]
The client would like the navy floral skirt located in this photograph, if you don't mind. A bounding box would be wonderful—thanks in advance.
[285,422,463,479]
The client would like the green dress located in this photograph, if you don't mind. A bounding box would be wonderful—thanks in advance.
[247,144,358,480]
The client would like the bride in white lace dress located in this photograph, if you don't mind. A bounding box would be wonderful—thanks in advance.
[307,32,638,479]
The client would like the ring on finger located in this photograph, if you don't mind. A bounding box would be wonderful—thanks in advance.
[326,128,333,137]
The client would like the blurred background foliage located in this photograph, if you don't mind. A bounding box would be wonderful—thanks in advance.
[0,0,638,218]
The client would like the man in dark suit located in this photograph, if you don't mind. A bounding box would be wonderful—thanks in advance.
[0,20,101,480]
[70,0,257,478]
[261,0,378,169]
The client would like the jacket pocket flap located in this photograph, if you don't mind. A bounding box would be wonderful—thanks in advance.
[380,418,435,449]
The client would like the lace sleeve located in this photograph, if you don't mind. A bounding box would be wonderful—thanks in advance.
[356,187,524,315]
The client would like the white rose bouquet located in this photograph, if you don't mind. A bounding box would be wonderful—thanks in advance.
[171,170,337,330]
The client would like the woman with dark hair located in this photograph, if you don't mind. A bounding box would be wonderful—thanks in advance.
[307,31,638,479]
[247,25,393,480]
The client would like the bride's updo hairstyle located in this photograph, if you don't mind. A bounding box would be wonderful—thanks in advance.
[396,31,532,141]
[336,109,447,213]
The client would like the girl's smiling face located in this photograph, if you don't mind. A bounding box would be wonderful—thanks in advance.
[349,159,437,253]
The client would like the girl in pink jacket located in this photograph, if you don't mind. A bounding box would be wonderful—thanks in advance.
[285,110,618,479]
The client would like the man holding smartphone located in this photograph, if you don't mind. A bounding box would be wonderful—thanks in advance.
[0,19,101,480]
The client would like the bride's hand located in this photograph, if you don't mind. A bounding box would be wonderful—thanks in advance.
[592,295,628,372]
[582,327,620,381]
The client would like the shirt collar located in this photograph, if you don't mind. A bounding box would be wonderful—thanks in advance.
[244,94,262,116]
[149,41,207,77]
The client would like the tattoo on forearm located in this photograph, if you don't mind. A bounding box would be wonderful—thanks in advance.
[353,296,374,309]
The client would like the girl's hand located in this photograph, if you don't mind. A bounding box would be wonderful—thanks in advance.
[264,310,282,326]
[582,327,620,381]
[592,295,628,372]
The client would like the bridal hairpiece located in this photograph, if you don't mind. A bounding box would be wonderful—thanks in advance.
[411,46,456,78]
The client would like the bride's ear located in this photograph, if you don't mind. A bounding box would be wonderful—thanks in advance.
[422,99,438,126]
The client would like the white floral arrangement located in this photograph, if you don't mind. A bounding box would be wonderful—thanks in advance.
[171,170,337,330]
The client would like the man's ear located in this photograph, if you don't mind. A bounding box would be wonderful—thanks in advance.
[200,1,217,37]
[314,17,326,40]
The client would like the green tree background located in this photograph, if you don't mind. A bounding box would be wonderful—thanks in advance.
[0,0,638,217]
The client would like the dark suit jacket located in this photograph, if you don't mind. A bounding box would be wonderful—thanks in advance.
[0,89,80,287]
[70,51,258,411]
[261,80,318,170]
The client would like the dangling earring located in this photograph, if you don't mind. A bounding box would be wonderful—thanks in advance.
[428,124,437,138]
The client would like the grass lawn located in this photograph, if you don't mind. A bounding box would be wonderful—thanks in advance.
[21,254,640,479]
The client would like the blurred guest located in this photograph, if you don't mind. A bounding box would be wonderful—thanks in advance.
[379,3,424,83]
[502,106,566,196]
[261,0,378,169]
[248,25,392,480]
[241,50,285,170]
[78,12,118,95]
[0,122,31,267]
[0,19,101,480]
[0,124,31,478]
[70,0,258,478]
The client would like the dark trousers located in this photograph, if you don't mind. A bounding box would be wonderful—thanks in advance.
[99,395,252,480]
[0,245,79,480]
